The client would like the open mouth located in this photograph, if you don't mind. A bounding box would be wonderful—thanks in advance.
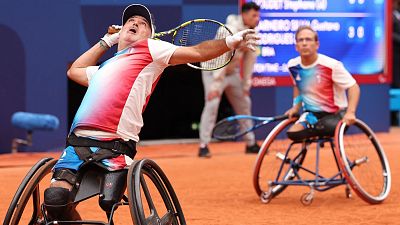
[129,27,137,34]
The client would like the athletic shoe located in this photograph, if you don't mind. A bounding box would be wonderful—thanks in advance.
[245,143,260,154]
[198,146,211,158]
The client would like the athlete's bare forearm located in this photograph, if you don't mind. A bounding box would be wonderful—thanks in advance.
[67,41,109,86]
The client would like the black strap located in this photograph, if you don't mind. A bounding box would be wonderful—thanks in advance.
[74,147,117,163]
[53,168,78,185]
[67,133,136,159]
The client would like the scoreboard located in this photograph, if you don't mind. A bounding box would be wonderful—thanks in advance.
[243,0,391,86]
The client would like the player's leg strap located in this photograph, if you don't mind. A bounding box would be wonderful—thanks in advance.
[67,133,137,159]
[52,168,78,186]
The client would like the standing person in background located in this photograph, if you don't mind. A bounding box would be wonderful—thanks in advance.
[285,26,360,141]
[198,2,261,158]
[392,0,400,88]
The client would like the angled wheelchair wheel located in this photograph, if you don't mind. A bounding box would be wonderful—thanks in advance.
[3,158,56,225]
[253,118,306,199]
[335,119,391,204]
[127,159,185,225]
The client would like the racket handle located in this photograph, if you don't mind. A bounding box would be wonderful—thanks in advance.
[108,26,121,34]
[274,113,300,121]
[274,114,290,120]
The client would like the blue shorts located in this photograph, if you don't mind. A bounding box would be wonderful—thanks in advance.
[53,146,128,172]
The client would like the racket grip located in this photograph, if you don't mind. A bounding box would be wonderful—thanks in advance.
[274,114,290,120]
[275,113,300,121]
[108,26,121,34]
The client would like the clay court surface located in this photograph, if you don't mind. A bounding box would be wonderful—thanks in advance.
[1,127,400,225]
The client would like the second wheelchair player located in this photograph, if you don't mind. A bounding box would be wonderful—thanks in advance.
[284,26,360,140]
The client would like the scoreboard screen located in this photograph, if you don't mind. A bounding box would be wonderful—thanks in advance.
[244,0,391,86]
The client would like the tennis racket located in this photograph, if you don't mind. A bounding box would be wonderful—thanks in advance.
[108,19,235,71]
[212,114,299,141]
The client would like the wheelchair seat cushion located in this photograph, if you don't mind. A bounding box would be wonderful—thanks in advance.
[287,110,345,141]
[314,110,345,137]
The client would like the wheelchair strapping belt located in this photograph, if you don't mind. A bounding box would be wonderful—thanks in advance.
[67,133,136,161]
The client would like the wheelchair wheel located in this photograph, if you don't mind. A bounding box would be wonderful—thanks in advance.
[253,118,306,198]
[127,159,185,225]
[3,158,56,225]
[335,119,391,204]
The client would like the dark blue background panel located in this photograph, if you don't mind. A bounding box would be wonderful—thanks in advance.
[0,25,26,153]
[0,1,78,153]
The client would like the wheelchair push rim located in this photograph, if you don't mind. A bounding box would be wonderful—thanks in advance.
[3,158,56,225]
[334,119,391,204]
[127,158,186,225]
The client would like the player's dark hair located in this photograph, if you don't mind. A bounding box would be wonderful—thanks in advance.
[241,2,260,13]
[295,26,319,42]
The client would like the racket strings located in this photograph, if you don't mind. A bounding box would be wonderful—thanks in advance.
[200,25,233,70]
[180,29,189,46]
[213,118,255,140]
[172,20,233,70]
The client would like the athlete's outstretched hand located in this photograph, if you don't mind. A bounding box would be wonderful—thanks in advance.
[225,29,260,51]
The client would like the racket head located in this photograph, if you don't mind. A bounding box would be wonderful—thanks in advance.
[212,116,255,141]
[212,114,293,141]
[170,19,235,71]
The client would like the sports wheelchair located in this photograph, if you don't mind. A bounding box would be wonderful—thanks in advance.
[253,118,391,205]
[3,158,185,225]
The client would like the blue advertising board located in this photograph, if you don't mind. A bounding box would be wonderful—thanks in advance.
[244,0,391,86]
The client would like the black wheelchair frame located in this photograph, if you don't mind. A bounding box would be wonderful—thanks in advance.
[3,158,185,225]
[253,118,391,205]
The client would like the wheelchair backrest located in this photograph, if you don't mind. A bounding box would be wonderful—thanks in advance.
[72,165,128,203]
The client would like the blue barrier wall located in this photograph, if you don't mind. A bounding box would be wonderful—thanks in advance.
[0,1,79,152]
[0,0,390,153]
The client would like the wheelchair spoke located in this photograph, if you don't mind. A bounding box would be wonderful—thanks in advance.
[143,210,173,225]
[159,211,174,225]
[140,173,158,216]
[144,213,159,225]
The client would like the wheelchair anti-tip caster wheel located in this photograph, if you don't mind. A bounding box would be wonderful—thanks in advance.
[300,192,314,206]
[260,190,273,204]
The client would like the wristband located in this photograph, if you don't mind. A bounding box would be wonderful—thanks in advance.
[99,40,109,50]
[293,96,302,106]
